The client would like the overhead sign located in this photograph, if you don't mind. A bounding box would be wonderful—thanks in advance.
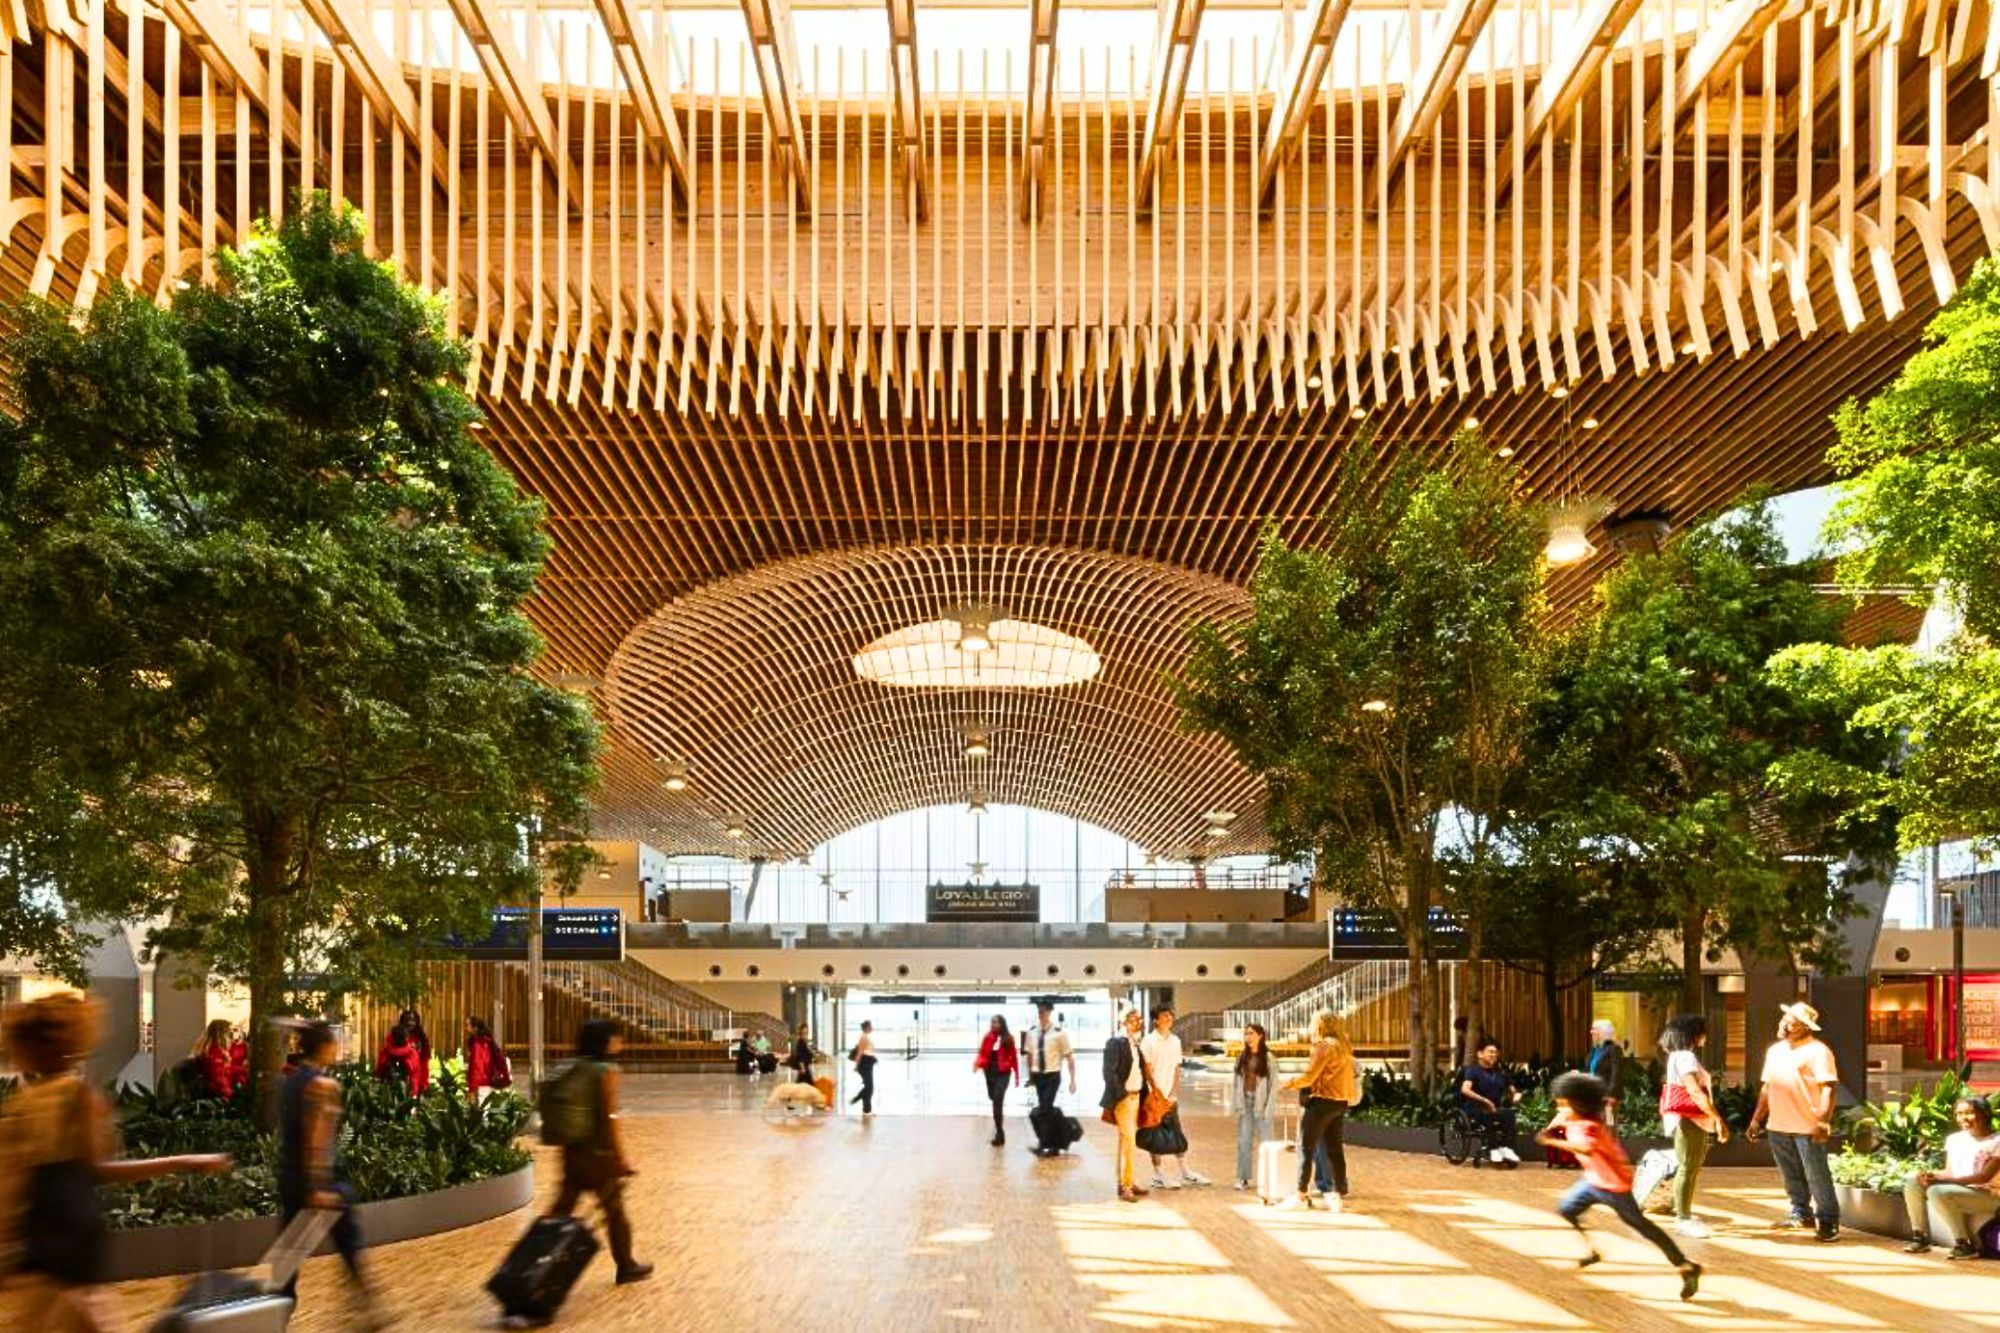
[1328,907,1466,960]
[454,907,625,962]
[927,882,1040,923]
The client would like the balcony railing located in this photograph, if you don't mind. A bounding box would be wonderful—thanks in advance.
[626,921,1331,950]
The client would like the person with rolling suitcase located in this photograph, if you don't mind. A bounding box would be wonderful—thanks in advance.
[1232,1023,1276,1191]
[493,1019,652,1324]
[276,1021,386,1330]
[147,1207,339,1332]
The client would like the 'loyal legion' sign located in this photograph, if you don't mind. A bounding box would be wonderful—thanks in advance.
[926,882,1041,923]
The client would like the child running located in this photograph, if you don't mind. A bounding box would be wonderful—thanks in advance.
[1535,1071,1702,1302]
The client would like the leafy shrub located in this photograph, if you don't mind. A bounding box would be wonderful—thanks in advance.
[99,1062,530,1230]
[1841,1069,1968,1158]
[1830,1146,1937,1194]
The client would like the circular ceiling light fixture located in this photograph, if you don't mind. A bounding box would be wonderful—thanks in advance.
[1550,385,1570,399]
[551,672,601,694]
[1348,406,1367,420]
[1581,417,1600,430]
[854,615,1100,689]
[968,792,988,814]
[723,823,747,839]
[1463,416,1481,430]
[1544,499,1613,566]
[1495,445,1515,459]
[1203,809,1237,826]
[1360,698,1390,714]
[1305,371,1324,390]
[1205,824,1229,839]
[963,726,991,760]
[659,760,690,793]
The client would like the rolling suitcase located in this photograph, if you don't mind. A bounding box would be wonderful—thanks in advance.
[1257,1106,1298,1205]
[1028,1104,1083,1155]
[149,1208,337,1333]
[487,1214,601,1322]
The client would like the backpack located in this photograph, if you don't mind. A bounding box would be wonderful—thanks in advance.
[382,1050,412,1088]
[489,1042,513,1090]
[162,1056,208,1106]
[537,1062,600,1147]
[1981,1216,2000,1260]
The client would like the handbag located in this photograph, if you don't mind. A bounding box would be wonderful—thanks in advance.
[1136,1108,1190,1157]
[1139,1085,1173,1130]
[1660,1081,1704,1119]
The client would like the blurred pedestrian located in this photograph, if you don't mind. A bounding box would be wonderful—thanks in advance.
[278,1021,384,1328]
[974,1016,1020,1146]
[464,1015,511,1103]
[546,1020,652,1285]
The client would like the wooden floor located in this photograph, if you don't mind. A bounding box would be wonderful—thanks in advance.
[107,1110,2000,1333]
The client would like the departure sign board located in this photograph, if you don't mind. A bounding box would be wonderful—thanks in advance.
[455,907,625,961]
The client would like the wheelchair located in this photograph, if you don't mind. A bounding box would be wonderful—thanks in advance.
[1439,1104,1517,1168]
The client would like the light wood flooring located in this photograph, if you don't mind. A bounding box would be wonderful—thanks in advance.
[104,1110,2000,1333]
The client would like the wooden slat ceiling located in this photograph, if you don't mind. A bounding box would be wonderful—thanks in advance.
[2,0,1993,858]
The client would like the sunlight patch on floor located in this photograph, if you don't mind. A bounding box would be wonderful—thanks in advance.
[1050,1201,1297,1330]
[1237,1202,1593,1331]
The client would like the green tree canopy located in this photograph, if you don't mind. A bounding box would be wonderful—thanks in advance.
[1174,437,1544,1085]
[1771,259,2000,849]
[1552,502,1897,1010]
[0,199,599,1102]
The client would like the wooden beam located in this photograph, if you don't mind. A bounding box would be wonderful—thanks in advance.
[885,0,928,221]
[443,0,586,201]
[1254,0,1352,201]
[295,0,453,189]
[1375,0,1498,196]
[1520,0,1645,149]
[1645,0,1793,153]
[157,0,302,149]
[1135,0,1204,205]
[738,0,813,213]
[1020,0,1059,220]
[592,0,692,200]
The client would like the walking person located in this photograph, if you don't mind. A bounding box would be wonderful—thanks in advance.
[375,1022,421,1096]
[1279,1010,1356,1209]
[1101,1008,1149,1203]
[974,1015,1020,1146]
[396,1007,433,1097]
[193,1018,246,1101]
[0,994,233,1333]
[1537,1071,1702,1301]
[1023,1000,1076,1116]
[849,1021,878,1115]
[1902,1096,2000,1256]
[1458,1038,1522,1164]
[1139,1007,1209,1188]
[464,1015,512,1103]
[545,1020,653,1287]
[1232,1023,1276,1191]
[1659,1013,1729,1238]
[1746,1001,1843,1241]
[787,1024,815,1085]
[277,1021,387,1327]
[1585,1020,1623,1127]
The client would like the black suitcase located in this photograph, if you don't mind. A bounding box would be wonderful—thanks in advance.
[1029,1105,1083,1155]
[487,1215,601,1320]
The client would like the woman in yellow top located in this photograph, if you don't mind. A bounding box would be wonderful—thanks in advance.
[1280,1009,1358,1210]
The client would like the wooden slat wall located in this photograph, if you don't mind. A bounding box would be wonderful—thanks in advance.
[1340,961,1595,1061]
[4,0,1995,856]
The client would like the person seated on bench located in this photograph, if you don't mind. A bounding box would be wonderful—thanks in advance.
[1459,1039,1521,1164]
[1904,1095,2000,1258]
[734,1035,756,1075]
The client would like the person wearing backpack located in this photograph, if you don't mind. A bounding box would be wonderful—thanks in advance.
[465,1015,511,1103]
[543,1019,652,1287]
[375,1023,420,1095]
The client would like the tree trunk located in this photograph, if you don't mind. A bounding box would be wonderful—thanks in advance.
[1463,920,1486,1069]
[245,884,290,1131]
[1404,923,1430,1095]
[1679,901,1706,1016]
[1544,961,1565,1065]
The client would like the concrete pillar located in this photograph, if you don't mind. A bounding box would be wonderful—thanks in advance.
[1738,953,1803,1089]
[152,952,212,1082]
[82,927,142,1088]
[1810,859,1893,1106]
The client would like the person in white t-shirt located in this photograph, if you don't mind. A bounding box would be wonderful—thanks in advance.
[1658,1014,1729,1238]
[1137,1007,1209,1189]
[1903,1096,2000,1257]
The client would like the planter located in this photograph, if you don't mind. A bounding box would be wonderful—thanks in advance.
[1344,1121,1450,1155]
[1834,1182,2000,1242]
[1344,1120,1771,1167]
[99,1164,535,1282]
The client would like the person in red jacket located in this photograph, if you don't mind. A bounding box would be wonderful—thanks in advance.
[464,1015,511,1102]
[375,1024,422,1096]
[193,1019,244,1100]
[395,1008,432,1097]
[974,1015,1021,1147]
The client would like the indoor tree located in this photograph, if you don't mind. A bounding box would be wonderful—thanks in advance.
[1174,437,1544,1088]
[0,199,600,1113]
[1769,259,2000,851]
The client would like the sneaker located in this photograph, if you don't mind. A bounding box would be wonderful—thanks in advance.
[1903,1234,1932,1253]
[1321,1193,1343,1213]
[1674,1217,1712,1240]
[1773,1215,1813,1231]
[1182,1170,1211,1187]
[615,1263,656,1286]
[1488,1148,1508,1163]
[1679,1263,1701,1302]
[1152,1174,1180,1190]
[1948,1240,1980,1260]
[1277,1195,1312,1211]
[1815,1224,1841,1243]
[1499,1147,1522,1164]
[1234,1179,1249,1191]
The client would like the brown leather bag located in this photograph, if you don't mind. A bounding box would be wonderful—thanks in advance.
[1137,1054,1173,1129]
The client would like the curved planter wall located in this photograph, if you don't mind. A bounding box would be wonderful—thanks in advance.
[1834,1182,2000,1242]
[100,1163,535,1283]
[1341,1119,1773,1168]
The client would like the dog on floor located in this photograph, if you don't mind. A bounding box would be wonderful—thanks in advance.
[766,1081,829,1114]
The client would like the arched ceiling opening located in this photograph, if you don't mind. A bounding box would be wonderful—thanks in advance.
[591,544,1263,858]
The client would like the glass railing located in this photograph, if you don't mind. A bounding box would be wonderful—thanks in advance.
[626,921,1329,949]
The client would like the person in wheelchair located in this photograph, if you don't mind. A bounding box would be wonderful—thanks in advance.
[1458,1039,1522,1164]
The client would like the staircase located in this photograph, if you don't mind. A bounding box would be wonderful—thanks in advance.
[1225,958,1412,1041]
[523,960,791,1064]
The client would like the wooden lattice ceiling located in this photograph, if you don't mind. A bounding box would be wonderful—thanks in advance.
[3,0,1994,854]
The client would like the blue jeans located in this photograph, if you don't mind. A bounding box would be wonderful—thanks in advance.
[1768,1131,1840,1227]
[1557,1181,1688,1267]
[1236,1105,1270,1182]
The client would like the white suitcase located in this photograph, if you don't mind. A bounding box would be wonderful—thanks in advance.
[149,1208,338,1333]
[1257,1106,1298,1205]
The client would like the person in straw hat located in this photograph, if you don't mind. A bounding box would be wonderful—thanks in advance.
[1747,1001,1843,1241]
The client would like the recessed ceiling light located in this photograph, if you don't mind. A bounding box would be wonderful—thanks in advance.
[469,420,487,431]
[1496,446,1515,459]
[1349,406,1367,420]
[659,759,690,792]
[724,824,746,839]
[963,727,991,760]
[1550,385,1570,399]
[596,869,613,879]
[1679,340,1698,355]
[1463,416,1481,430]
[1581,417,1600,430]
[1360,699,1390,713]
[955,605,995,655]
[1305,372,1323,390]
[1203,809,1237,825]
[1205,824,1228,839]
[1770,259,1786,275]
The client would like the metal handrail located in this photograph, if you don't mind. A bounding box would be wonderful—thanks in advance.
[1225,958,1413,1042]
